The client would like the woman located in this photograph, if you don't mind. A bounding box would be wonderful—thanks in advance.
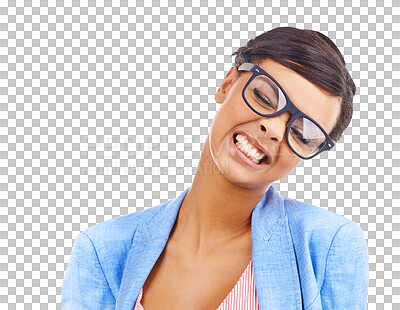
[62,27,369,310]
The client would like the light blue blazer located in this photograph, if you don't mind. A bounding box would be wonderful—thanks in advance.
[62,185,369,309]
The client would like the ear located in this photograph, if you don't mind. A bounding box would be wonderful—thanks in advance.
[215,66,239,104]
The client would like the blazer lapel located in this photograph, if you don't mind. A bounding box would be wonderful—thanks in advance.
[251,186,303,310]
[115,186,191,310]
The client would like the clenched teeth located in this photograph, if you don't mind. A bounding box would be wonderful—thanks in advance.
[235,134,266,164]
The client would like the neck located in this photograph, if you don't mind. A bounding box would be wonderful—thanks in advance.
[171,135,271,255]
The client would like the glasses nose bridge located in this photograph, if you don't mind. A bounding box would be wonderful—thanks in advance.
[276,99,305,131]
[271,105,296,128]
[283,96,302,118]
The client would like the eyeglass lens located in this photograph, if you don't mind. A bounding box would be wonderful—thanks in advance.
[244,74,327,158]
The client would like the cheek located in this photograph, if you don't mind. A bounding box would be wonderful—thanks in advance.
[221,84,253,118]
[212,96,254,136]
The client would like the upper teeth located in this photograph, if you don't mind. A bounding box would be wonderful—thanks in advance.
[235,134,267,163]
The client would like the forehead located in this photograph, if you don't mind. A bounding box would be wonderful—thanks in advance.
[254,59,341,133]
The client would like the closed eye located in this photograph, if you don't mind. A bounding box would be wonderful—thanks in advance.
[291,127,311,145]
[254,88,273,108]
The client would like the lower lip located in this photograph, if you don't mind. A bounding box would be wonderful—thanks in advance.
[229,134,269,170]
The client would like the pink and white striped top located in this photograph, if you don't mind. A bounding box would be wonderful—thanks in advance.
[133,259,259,310]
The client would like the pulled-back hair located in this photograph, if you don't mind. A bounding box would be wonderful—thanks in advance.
[232,27,356,142]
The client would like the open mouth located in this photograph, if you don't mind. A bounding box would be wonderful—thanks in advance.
[233,132,271,165]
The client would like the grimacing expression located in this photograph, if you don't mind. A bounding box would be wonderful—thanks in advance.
[208,58,341,189]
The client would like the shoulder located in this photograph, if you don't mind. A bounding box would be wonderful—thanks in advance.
[67,200,171,295]
[73,200,170,271]
[63,201,172,302]
[282,197,369,297]
[282,197,368,264]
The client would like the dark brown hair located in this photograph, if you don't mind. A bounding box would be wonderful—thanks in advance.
[232,27,356,142]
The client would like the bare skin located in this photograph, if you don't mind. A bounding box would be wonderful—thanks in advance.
[140,59,341,309]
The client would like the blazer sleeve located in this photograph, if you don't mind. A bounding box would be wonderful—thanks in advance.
[62,231,116,309]
[319,221,370,309]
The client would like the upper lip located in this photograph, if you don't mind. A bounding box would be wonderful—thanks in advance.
[234,130,272,164]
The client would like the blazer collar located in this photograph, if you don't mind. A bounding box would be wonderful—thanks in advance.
[116,185,303,309]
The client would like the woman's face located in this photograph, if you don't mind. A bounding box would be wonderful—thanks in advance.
[208,58,341,189]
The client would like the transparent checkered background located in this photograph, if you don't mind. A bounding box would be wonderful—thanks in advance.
[0,0,399,308]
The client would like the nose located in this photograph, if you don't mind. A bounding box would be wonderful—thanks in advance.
[257,112,291,143]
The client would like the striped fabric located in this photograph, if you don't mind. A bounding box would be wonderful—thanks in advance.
[133,259,259,310]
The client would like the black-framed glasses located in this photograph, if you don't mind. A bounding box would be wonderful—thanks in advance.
[238,63,335,160]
